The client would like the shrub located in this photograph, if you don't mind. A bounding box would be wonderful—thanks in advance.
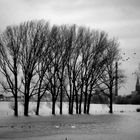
[136,108,140,112]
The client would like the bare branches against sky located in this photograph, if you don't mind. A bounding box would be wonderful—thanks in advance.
[0,0,140,95]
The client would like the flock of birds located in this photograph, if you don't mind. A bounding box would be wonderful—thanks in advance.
[121,52,137,62]
[120,51,140,76]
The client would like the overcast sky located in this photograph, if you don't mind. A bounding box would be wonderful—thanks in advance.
[0,0,140,95]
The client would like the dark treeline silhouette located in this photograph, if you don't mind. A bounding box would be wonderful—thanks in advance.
[115,94,140,104]
[0,20,125,116]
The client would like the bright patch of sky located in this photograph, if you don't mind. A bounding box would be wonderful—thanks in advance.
[0,0,140,95]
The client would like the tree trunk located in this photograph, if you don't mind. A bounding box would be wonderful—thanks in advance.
[75,91,79,114]
[24,84,30,116]
[109,87,113,113]
[79,85,83,114]
[68,81,74,115]
[69,97,74,115]
[87,93,92,114]
[52,99,56,115]
[36,78,43,116]
[60,84,63,115]
[14,64,18,116]
[36,95,40,115]
[84,93,87,114]
[14,94,18,116]
[68,81,72,114]
[24,95,29,116]
[115,62,118,96]
[79,91,83,114]
[69,99,71,114]
[71,90,74,115]
[84,86,88,114]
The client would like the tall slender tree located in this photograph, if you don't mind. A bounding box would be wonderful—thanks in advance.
[43,25,62,115]
[19,20,48,116]
[0,26,21,116]
[35,22,51,115]
[97,39,125,113]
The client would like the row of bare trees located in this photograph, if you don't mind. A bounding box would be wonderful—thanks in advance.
[0,20,125,116]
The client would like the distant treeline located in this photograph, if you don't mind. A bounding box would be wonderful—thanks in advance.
[115,94,140,104]
[0,20,125,116]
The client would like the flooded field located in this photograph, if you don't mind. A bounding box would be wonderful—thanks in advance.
[0,113,140,140]
[0,101,140,117]
[0,102,140,140]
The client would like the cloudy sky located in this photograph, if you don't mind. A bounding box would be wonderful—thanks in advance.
[0,0,140,95]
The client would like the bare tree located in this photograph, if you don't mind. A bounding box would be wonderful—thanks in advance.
[62,26,114,115]
[43,25,62,115]
[0,20,124,117]
[34,22,51,115]
[55,25,72,115]
[98,39,125,113]
[64,25,82,114]
[0,25,21,116]
[19,20,48,116]
[79,30,109,114]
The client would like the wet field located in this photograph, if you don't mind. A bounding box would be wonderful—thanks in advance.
[0,113,140,140]
[0,102,140,140]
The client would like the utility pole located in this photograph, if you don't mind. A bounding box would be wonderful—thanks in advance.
[115,61,118,96]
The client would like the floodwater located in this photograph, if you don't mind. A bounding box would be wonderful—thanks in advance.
[0,102,140,140]
[0,101,140,117]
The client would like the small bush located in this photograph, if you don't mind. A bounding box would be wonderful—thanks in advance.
[136,108,140,112]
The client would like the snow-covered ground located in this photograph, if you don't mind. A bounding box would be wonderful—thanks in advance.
[0,102,140,140]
